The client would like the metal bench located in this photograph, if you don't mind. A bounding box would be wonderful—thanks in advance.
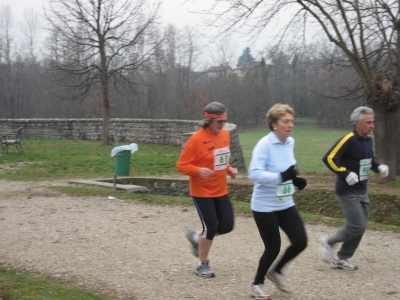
[1,127,24,155]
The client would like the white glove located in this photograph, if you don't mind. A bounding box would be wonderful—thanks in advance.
[378,164,389,177]
[345,172,359,185]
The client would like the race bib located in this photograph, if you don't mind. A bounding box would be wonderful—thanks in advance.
[276,180,294,202]
[359,158,372,181]
[213,147,230,170]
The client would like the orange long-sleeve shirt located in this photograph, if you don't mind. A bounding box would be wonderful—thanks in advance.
[176,128,231,197]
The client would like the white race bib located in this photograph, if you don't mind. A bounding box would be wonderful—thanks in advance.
[213,147,230,170]
[359,158,372,181]
[276,180,294,202]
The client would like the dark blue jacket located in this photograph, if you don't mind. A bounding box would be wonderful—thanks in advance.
[322,129,380,196]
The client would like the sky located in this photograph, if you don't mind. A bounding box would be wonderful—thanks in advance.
[1,0,213,25]
[0,0,281,68]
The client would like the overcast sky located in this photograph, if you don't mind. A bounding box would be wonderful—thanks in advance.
[1,0,280,68]
[2,0,218,29]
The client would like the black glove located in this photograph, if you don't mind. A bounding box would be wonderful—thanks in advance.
[280,165,297,182]
[293,177,307,190]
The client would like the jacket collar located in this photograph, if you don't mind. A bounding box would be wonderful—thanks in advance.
[270,131,290,144]
[353,129,371,140]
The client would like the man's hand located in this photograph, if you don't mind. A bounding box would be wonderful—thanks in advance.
[378,164,389,177]
[198,167,215,179]
[345,172,359,185]
[227,166,238,179]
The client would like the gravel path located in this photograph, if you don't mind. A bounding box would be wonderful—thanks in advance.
[0,180,399,300]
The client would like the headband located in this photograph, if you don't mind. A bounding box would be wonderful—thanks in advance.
[203,112,227,119]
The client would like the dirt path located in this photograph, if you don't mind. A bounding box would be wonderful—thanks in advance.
[0,180,399,300]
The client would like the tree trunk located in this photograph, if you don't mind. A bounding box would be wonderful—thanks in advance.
[373,110,398,181]
[101,75,111,145]
[397,109,400,175]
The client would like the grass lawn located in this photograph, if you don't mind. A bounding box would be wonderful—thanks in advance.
[0,267,112,300]
[239,125,350,172]
[0,140,181,181]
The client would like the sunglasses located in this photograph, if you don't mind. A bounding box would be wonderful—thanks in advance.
[214,119,227,124]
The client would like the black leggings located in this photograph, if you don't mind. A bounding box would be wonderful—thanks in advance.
[192,194,235,240]
[253,206,307,285]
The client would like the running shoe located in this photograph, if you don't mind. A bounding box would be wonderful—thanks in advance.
[266,269,291,293]
[250,283,272,299]
[331,255,358,271]
[194,260,215,278]
[185,228,199,257]
[319,236,332,263]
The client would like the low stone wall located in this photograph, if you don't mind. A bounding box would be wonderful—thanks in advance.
[98,177,253,201]
[0,118,246,171]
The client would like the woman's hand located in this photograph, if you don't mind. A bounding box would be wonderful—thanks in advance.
[198,167,215,179]
[293,177,307,190]
[280,165,297,182]
[227,166,238,179]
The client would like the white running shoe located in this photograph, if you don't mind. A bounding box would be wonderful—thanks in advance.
[194,260,215,278]
[266,269,291,293]
[331,255,358,271]
[250,283,272,299]
[185,228,199,257]
[319,236,332,263]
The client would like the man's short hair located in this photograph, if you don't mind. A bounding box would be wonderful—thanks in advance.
[350,106,374,124]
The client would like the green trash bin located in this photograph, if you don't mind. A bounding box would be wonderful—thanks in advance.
[111,143,138,190]
[114,150,131,176]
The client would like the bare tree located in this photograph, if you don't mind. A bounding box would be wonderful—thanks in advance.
[207,36,237,67]
[207,0,400,180]
[145,24,202,119]
[21,8,41,63]
[44,0,160,145]
[0,6,16,118]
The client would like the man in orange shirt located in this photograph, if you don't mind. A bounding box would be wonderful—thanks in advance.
[176,102,237,278]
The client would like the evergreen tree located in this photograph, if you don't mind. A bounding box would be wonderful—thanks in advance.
[236,47,256,68]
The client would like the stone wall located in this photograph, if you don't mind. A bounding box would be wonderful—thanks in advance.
[0,118,246,171]
[96,177,253,201]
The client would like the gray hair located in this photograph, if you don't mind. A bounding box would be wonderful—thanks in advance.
[201,102,227,128]
[350,106,374,124]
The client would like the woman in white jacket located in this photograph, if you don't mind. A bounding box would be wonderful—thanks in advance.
[248,103,308,299]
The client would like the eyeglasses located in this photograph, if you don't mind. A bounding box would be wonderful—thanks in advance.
[214,120,227,124]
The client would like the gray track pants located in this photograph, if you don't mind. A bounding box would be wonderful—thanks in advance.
[327,193,370,259]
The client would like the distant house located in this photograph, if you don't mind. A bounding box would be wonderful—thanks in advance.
[233,63,260,77]
[205,65,233,79]
[199,63,262,81]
